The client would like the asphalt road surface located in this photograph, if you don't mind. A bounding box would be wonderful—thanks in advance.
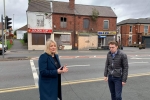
[0,47,150,100]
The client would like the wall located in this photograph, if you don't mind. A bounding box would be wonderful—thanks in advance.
[78,35,98,50]
[27,11,53,50]
[17,31,26,39]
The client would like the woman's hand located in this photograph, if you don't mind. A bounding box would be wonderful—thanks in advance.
[57,65,68,74]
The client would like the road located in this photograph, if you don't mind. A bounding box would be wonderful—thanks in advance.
[0,47,150,100]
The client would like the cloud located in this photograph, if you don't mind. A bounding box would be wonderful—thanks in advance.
[0,0,150,30]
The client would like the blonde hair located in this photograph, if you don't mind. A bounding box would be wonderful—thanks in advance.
[44,39,58,55]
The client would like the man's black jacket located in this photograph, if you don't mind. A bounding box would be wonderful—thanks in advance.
[104,50,129,82]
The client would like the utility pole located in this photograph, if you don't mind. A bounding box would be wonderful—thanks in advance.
[13,14,14,32]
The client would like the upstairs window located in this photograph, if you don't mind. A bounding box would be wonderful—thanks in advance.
[129,25,132,32]
[36,15,44,27]
[83,19,90,29]
[144,25,148,33]
[60,17,67,28]
[103,20,109,29]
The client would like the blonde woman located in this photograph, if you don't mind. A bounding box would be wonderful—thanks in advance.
[38,39,68,100]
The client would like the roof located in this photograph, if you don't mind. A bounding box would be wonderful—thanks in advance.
[17,25,27,31]
[27,0,117,17]
[117,18,150,25]
[27,0,52,13]
[75,4,116,17]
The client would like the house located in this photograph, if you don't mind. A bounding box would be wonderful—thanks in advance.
[16,25,27,39]
[117,18,150,48]
[27,0,53,50]
[27,0,117,50]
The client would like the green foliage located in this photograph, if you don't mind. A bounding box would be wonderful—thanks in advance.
[23,32,28,43]
[7,40,13,49]
[28,0,31,3]
[91,8,99,21]
[13,30,16,35]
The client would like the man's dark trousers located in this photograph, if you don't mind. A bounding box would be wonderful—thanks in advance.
[108,75,122,100]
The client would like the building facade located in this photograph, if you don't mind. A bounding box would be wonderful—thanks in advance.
[117,18,150,48]
[27,0,117,50]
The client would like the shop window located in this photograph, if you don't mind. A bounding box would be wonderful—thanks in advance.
[83,19,89,29]
[36,15,44,27]
[61,34,71,45]
[32,33,45,45]
[103,20,109,29]
[60,17,67,28]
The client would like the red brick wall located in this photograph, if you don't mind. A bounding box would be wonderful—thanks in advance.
[53,14,117,49]
[120,24,150,46]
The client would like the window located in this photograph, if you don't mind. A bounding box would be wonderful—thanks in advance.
[60,17,67,28]
[144,25,148,33]
[103,20,109,29]
[83,19,89,29]
[36,15,44,27]
[32,33,45,45]
[61,34,71,45]
[129,25,132,32]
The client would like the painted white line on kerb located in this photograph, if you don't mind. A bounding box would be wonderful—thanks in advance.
[129,62,149,64]
[30,60,39,87]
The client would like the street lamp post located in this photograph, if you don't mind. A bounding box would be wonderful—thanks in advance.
[13,14,14,32]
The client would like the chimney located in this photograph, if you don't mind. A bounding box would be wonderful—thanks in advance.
[69,0,75,10]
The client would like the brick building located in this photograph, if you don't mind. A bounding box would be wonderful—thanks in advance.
[27,0,117,50]
[117,18,150,48]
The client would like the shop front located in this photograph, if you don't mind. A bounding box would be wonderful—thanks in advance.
[28,28,53,50]
[98,31,116,49]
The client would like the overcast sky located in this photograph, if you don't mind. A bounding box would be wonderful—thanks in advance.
[0,0,150,30]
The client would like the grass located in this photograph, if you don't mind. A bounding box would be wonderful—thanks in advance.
[7,40,13,49]
[20,39,24,45]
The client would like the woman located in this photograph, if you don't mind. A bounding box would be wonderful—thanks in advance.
[38,39,68,100]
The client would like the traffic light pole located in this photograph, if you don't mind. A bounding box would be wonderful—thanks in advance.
[1,15,4,58]
[3,0,7,46]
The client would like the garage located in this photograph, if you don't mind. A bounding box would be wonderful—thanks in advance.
[142,36,150,48]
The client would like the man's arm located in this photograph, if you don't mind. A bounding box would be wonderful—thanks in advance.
[104,54,109,77]
[122,53,129,82]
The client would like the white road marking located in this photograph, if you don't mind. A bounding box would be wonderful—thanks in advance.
[130,58,150,59]
[67,64,90,67]
[30,60,39,87]
[129,62,149,64]
[35,64,90,69]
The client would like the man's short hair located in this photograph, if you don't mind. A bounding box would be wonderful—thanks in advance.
[108,41,119,46]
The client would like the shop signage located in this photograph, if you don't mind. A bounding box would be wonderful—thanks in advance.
[98,35,106,38]
[28,28,52,33]
[98,31,116,35]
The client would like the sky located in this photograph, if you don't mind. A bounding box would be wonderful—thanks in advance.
[0,0,150,30]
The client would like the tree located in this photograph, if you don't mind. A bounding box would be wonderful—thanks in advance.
[91,8,99,21]
[23,32,28,43]
[14,30,17,35]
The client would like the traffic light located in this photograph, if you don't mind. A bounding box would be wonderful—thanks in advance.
[5,16,12,29]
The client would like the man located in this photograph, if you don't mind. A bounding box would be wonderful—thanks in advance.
[104,41,129,100]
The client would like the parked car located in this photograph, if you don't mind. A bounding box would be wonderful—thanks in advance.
[0,44,7,55]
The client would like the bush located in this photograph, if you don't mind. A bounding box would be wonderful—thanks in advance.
[23,32,28,43]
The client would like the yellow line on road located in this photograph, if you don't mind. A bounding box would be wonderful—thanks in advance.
[0,72,150,93]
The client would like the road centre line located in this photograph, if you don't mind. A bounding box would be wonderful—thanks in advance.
[0,72,150,93]
[36,64,90,69]
[130,58,150,59]
[30,60,38,87]
[129,62,149,64]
